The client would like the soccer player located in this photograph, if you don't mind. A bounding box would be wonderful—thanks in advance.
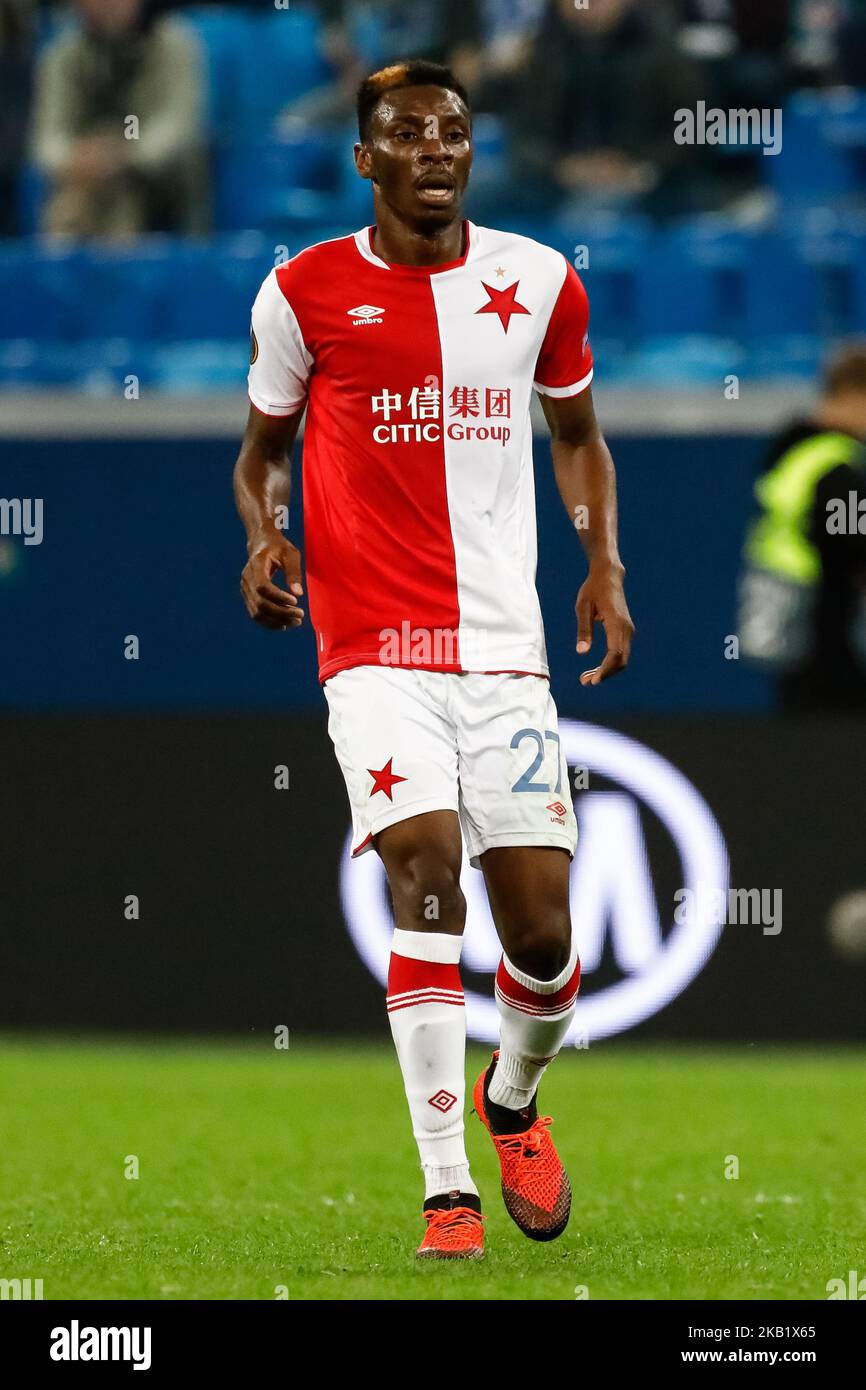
[234,61,634,1260]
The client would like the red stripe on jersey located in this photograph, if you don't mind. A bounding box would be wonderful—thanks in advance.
[533,258,593,393]
[275,240,461,683]
[495,957,581,1013]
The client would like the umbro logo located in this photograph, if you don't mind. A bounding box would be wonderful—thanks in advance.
[347,304,385,325]
[427,1089,457,1113]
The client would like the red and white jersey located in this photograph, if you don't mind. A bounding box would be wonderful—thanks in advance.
[248,220,593,684]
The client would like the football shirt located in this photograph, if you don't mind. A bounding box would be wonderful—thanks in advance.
[248,220,593,683]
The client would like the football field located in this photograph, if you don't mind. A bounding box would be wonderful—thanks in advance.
[1,1037,863,1302]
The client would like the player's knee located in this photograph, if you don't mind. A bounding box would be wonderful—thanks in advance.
[506,915,571,981]
[388,846,465,931]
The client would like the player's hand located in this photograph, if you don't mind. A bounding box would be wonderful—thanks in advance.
[240,529,305,630]
[575,560,634,685]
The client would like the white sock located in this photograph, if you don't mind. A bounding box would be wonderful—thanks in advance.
[387,928,478,1201]
[489,949,581,1111]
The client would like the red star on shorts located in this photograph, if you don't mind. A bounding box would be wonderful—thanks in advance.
[368,757,408,800]
[475,280,531,333]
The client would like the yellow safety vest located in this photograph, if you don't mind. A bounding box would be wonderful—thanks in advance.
[745,431,863,585]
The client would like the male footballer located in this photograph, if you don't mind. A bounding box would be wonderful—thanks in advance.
[234,61,634,1259]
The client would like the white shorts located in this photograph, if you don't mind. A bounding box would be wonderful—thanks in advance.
[323,666,578,868]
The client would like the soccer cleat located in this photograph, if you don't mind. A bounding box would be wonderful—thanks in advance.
[416,1190,484,1260]
[473,1051,571,1242]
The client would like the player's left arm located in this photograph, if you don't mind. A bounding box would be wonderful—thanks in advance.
[540,386,635,685]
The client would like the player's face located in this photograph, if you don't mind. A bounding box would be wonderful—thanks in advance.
[357,86,472,228]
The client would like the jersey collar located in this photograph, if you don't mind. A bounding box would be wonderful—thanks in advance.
[353,220,477,275]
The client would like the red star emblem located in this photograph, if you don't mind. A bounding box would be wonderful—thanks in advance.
[475,280,531,333]
[367,757,408,800]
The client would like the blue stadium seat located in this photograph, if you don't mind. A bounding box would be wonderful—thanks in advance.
[335,122,374,220]
[552,214,649,345]
[16,164,48,236]
[470,114,508,174]
[629,336,746,386]
[768,91,860,204]
[158,235,270,340]
[847,230,866,334]
[215,132,338,230]
[149,339,249,392]
[236,8,331,137]
[635,221,749,340]
[820,88,866,152]
[742,233,822,341]
[180,6,253,139]
[76,242,176,341]
[0,242,67,338]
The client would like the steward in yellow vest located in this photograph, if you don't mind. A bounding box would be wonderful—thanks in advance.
[739,345,866,711]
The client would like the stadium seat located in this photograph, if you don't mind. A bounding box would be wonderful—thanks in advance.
[0,242,66,339]
[636,220,749,340]
[215,132,338,231]
[546,213,652,347]
[235,8,331,137]
[16,163,48,237]
[847,232,866,336]
[768,91,861,205]
[742,233,823,341]
[180,5,253,140]
[156,235,269,340]
[149,339,249,392]
[334,122,375,220]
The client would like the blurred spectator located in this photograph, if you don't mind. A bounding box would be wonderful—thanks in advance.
[495,0,715,221]
[836,0,866,86]
[280,0,465,131]
[448,0,547,116]
[30,0,208,238]
[739,343,866,712]
[0,0,34,237]
[790,0,843,82]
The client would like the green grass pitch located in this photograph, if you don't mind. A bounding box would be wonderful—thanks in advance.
[0,1037,863,1301]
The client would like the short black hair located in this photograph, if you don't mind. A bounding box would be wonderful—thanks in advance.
[356,60,471,142]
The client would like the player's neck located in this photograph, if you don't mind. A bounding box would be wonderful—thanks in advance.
[371,213,465,269]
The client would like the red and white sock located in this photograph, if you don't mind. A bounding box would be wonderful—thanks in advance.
[489,949,581,1111]
[387,928,477,1202]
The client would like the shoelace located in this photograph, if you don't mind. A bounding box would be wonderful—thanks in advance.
[495,1115,554,1161]
[424,1206,483,1235]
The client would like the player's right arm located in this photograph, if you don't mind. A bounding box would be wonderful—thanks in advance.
[235,265,313,629]
[234,404,305,629]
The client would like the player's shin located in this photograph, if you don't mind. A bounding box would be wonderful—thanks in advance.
[387,928,477,1201]
[490,951,581,1111]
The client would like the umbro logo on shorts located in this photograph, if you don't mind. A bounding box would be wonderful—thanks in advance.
[547,800,568,825]
[347,304,385,325]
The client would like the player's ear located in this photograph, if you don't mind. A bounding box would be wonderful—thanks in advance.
[354,142,374,181]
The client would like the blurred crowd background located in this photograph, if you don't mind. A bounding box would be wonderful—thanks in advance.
[1,0,866,389]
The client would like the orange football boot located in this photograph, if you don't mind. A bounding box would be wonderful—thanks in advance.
[416,1193,484,1260]
[473,1051,571,1241]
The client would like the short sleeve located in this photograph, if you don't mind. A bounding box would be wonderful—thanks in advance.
[247,267,312,417]
[533,258,594,397]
